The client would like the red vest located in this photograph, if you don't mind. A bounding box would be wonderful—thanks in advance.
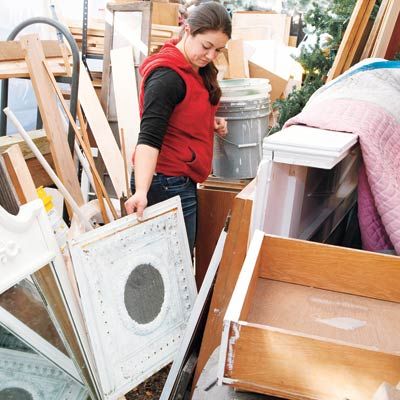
[138,40,218,183]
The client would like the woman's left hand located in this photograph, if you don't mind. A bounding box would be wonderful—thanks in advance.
[214,117,228,137]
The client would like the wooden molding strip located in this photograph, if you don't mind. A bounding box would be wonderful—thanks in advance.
[327,0,373,81]
[20,34,83,209]
[361,0,390,59]
[78,62,126,198]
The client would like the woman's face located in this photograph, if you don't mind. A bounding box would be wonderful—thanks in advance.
[184,28,229,69]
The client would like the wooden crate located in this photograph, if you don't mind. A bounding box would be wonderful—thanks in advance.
[219,231,400,400]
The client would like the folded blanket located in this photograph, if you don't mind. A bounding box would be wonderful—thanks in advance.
[285,59,400,254]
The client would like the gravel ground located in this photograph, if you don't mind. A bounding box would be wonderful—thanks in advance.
[126,364,171,400]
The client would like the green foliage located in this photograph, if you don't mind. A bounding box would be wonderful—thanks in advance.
[270,0,361,133]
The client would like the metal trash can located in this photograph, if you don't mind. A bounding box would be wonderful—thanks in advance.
[213,78,271,179]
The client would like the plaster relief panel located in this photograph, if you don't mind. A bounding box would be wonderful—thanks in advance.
[68,197,197,400]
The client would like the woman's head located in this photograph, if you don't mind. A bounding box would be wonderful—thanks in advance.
[187,2,231,39]
[178,2,231,105]
[182,2,231,69]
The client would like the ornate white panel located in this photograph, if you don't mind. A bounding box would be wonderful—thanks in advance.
[0,347,87,400]
[68,196,197,400]
[0,200,57,294]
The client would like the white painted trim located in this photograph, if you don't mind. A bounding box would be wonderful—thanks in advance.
[0,306,81,383]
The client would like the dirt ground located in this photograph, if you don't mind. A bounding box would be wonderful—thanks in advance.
[126,364,171,400]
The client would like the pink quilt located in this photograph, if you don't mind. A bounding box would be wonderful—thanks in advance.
[285,98,400,254]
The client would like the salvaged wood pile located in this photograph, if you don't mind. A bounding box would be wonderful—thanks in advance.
[68,19,106,56]
[150,24,181,55]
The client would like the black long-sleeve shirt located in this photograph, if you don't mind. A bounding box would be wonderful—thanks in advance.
[137,67,186,150]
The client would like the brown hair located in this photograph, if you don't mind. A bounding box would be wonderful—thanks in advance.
[186,2,231,105]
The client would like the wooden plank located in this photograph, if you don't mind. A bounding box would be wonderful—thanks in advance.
[361,0,390,59]
[248,60,288,102]
[192,181,255,390]
[227,39,249,78]
[225,323,400,400]
[2,144,37,204]
[342,0,375,71]
[26,154,54,188]
[327,0,371,81]
[151,2,180,26]
[42,60,118,220]
[260,235,400,303]
[20,34,83,209]
[111,46,139,172]
[372,0,400,58]
[0,129,49,160]
[385,9,400,59]
[79,62,126,198]
[0,40,69,62]
[0,158,19,215]
[0,57,67,79]
[196,187,237,290]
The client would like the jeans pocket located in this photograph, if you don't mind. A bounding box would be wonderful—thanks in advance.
[164,176,191,191]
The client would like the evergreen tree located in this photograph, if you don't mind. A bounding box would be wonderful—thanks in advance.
[271,0,383,133]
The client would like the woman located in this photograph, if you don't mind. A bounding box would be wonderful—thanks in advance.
[125,2,231,256]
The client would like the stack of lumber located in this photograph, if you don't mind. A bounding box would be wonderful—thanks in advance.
[328,0,400,82]
[68,19,105,56]
[150,24,181,54]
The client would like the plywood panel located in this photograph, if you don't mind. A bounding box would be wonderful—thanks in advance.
[193,181,255,390]
[226,323,400,400]
[248,279,400,354]
[259,235,400,303]
[196,186,237,290]
[152,2,180,26]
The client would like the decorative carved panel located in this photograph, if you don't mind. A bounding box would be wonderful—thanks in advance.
[69,196,197,400]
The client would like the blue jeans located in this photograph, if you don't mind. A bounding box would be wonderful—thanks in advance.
[131,173,197,257]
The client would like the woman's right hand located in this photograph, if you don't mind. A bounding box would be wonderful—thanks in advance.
[124,190,148,220]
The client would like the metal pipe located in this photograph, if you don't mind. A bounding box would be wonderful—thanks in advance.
[0,17,80,155]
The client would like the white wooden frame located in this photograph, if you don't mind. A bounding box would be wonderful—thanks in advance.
[69,196,197,400]
[0,200,102,398]
[0,200,58,294]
